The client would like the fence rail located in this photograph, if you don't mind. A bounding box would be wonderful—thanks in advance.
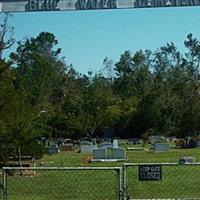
[2,166,122,200]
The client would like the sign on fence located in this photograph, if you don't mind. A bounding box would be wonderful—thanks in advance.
[138,165,162,181]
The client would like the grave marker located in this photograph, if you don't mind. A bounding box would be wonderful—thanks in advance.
[112,139,118,148]
[81,145,97,153]
[154,143,169,152]
[112,148,126,160]
[93,148,107,159]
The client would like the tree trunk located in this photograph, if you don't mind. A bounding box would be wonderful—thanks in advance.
[18,146,22,167]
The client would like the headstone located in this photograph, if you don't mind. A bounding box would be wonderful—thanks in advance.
[100,143,113,149]
[64,138,72,144]
[112,148,126,160]
[93,148,107,159]
[113,139,119,148]
[154,143,169,152]
[179,157,195,164]
[169,136,177,142]
[92,138,97,145]
[175,139,186,148]
[188,138,196,148]
[127,138,141,145]
[80,141,92,146]
[197,140,200,147]
[81,145,97,153]
[60,145,73,151]
[48,145,60,154]
[127,147,145,151]
[57,137,65,146]
[149,135,164,144]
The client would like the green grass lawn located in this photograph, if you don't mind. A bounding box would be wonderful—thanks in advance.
[35,146,200,167]
[3,146,200,200]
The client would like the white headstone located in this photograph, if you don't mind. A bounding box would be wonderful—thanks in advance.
[113,139,119,148]
[179,157,195,164]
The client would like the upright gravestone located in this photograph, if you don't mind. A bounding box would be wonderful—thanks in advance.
[81,145,97,153]
[113,139,119,148]
[100,143,113,149]
[112,148,126,160]
[48,145,60,154]
[154,143,169,152]
[80,141,92,146]
[197,140,200,147]
[93,148,107,160]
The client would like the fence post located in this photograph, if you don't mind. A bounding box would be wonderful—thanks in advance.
[2,169,7,200]
[117,167,123,200]
[123,164,128,200]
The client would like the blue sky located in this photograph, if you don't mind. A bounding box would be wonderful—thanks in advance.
[4,6,200,74]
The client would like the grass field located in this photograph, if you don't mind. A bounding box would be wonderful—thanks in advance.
[2,145,200,200]
[36,145,200,167]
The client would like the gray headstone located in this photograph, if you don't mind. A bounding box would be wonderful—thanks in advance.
[180,157,195,164]
[81,145,97,153]
[48,146,60,154]
[100,143,113,149]
[80,141,92,146]
[93,148,107,159]
[197,140,200,147]
[113,139,118,148]
[60,144,73,151]
[154,143,169,152]
[92,138,97,145]
[149,135,166,144]
[127,138,141,145]
[112,148,126,160]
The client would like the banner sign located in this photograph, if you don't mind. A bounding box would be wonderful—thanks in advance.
[0,0,200,12]
[138,165,162,181]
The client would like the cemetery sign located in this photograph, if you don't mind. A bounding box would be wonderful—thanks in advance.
[0,0,200,12]
[139,165,162,181]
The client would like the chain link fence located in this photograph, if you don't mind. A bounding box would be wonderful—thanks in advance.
[123,163,200,200]
[2,167,122,200]
[3,163,200,200]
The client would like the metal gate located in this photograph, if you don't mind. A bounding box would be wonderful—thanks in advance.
[123,163,200,200]
[2,166,122,200]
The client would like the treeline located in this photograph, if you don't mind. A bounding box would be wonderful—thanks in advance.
[1,30,200,164]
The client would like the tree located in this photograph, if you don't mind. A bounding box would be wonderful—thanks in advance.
[0,13,15,58]
[10,32,66,112]
[1,32,66,165]
[0,59,16,165]
[65,71,121,138]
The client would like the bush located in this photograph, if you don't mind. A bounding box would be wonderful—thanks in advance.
[21,143,45,159]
